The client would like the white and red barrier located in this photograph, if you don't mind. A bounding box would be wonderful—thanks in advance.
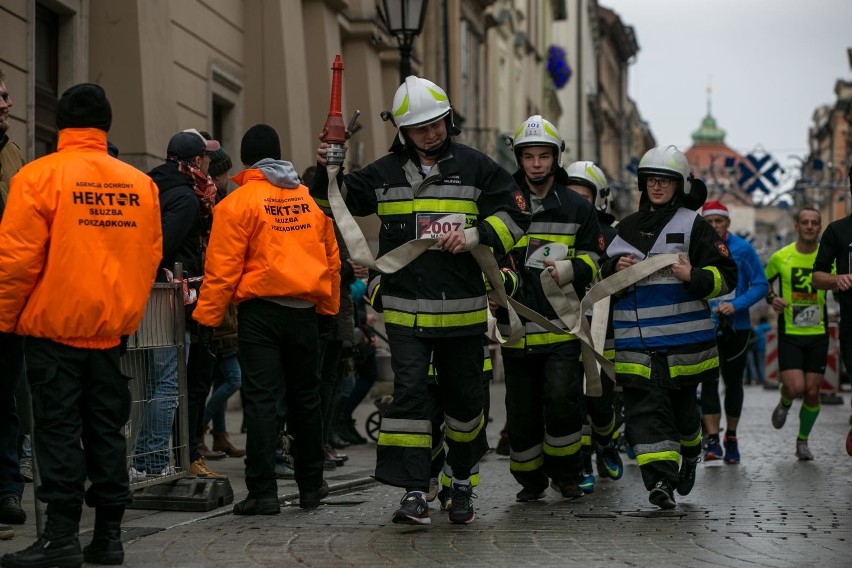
[765,329,778,385]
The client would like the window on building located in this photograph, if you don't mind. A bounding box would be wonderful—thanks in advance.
[552,0,568,21]
[210,66,243,155]
[35,4,59,157]
[211,98,228,145]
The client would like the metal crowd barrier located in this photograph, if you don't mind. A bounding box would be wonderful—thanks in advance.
[122,279,191,490]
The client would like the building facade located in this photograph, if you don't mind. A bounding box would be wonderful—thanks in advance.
[1,0,559,167]
[800,63,851,225]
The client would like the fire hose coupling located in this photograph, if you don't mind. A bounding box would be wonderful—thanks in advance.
[325,144,346,165]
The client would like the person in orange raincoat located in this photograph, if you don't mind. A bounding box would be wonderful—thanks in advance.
[192,124,340,515]
[0,84,162,568]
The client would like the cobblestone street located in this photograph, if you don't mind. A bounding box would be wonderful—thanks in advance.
[2,382,850,567]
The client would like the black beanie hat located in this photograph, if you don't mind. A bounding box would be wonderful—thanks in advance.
[207,148,233,178]
[56,83,112,132]
[241,124,280,166]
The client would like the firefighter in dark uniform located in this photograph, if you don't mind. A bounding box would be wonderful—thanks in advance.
[565,161,623,494]
[600,145,737,509]
[566,161,618,246]
[497,116,604,502]
[312,76,529,525]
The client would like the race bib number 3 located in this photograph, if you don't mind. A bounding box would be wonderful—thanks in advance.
[525,238,569,269]
[417,213,465,240]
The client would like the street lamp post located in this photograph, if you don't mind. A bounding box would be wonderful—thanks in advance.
[380,0,429,84]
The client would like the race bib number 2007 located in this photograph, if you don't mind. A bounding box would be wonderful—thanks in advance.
[417,213,465,240]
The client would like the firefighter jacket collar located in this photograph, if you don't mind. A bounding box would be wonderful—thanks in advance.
[232,158,300,189]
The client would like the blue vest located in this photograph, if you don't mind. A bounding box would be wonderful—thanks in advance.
[607,208,715,352]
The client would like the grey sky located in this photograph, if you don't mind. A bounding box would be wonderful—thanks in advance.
[603,0,851,166]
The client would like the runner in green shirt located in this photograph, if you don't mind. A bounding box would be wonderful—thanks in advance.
[764,207,828,460]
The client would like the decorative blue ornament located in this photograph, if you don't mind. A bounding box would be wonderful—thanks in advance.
[547,46,572,90]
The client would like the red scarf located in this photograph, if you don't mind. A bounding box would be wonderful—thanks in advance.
[177,161,217,218]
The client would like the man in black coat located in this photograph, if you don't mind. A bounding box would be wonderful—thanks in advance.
[130,129,226,480]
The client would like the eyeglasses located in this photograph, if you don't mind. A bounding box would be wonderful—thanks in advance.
[646,176,673,189]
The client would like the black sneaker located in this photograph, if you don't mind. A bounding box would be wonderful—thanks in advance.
[676,457,699,496]
[515,487,546,502]
[392,492,430,525]
[448,483,475,525]
[0,497,25,525]
[649,480,677,509]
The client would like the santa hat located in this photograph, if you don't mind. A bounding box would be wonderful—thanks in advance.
[702,200,729,218]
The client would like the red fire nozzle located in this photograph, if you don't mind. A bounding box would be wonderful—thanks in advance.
[321,55,347,145]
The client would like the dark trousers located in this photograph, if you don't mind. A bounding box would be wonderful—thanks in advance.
[376,333,487,490]
[0,333,24,500]
[25,337,131,513]
[318,338,343,444]
[702,329,749,418]
[504,343,584,490]
[187,343,214,464]
[238,299,324,498]
[623,381,701,490]
[427,377,491,479]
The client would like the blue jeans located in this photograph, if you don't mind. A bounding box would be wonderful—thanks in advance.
[203,349,242,433]
[132,346,179,473]
[0,333,24,499]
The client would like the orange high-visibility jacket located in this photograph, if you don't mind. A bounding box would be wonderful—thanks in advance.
[0,128,163,349]
[192,167,340,328]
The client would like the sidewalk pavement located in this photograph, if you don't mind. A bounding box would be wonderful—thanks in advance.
[1,381,851,567]
[0,395,384,547]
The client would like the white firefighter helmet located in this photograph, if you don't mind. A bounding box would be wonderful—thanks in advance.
[565,161,610,212]
[637,144,693,195]
[511,115,565,166]
[391,76,452,129]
